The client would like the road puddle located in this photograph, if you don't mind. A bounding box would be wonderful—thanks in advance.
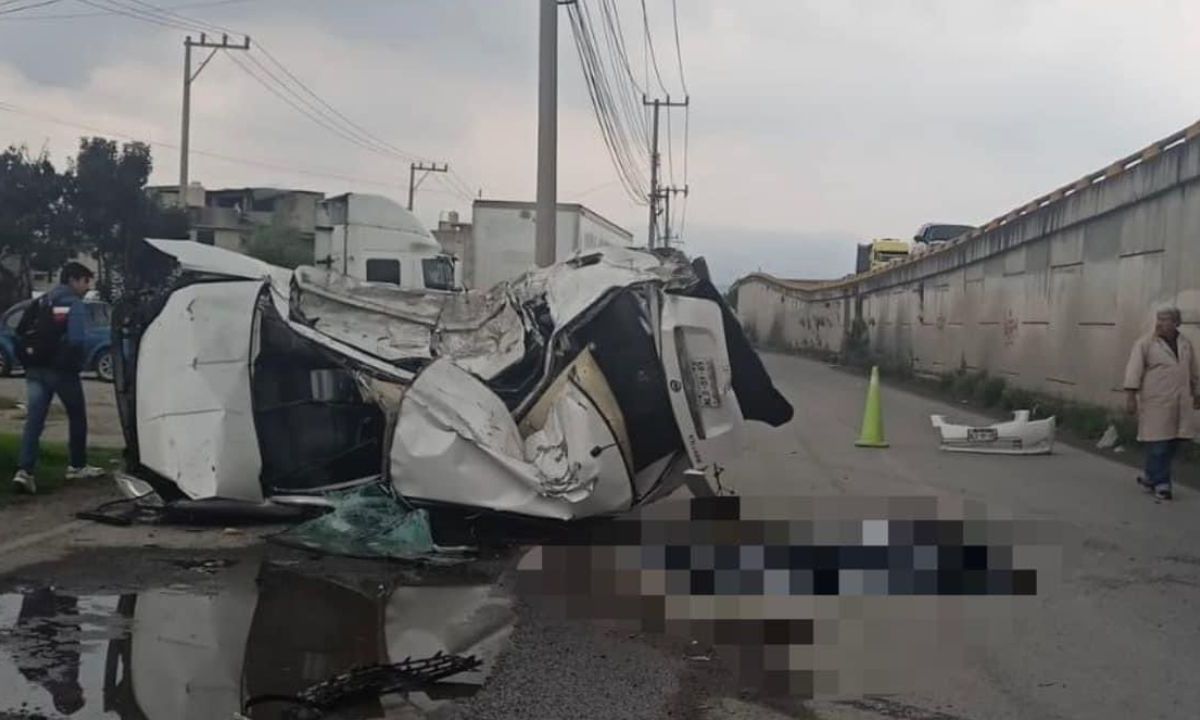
[0,555,514,718]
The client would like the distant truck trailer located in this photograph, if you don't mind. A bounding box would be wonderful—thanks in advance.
[435,200,633,290]
[914,222,974,246]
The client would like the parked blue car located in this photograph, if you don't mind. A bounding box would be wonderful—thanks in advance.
[0,299,114,382]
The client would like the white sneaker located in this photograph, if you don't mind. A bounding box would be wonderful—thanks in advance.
[65,465,108,481]
[11,470,36,494]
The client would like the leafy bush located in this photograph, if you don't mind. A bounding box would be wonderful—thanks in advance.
[1000,386,1036,412]
[979,376,1007,407]
[952,370,981,400]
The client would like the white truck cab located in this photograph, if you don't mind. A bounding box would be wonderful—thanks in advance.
[314,192,460,292]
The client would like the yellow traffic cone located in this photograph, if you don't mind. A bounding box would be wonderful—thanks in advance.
[855,365,889,448]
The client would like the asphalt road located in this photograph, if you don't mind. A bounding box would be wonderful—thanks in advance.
[721,353,1200,720]
[0,352,1195,719]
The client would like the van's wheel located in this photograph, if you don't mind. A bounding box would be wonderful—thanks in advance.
[95,350,115,383]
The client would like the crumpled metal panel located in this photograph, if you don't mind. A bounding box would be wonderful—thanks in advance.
[516,246,666,327]
[136,280,264,501]
[390,359,632,520]
[293,267,527,379]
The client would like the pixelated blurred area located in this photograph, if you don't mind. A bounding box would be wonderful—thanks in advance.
[516,495,1068,699]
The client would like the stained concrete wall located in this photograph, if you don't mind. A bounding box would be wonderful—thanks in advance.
[734,131,1200,410]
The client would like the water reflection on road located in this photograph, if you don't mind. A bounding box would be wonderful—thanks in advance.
[0,556,514,718]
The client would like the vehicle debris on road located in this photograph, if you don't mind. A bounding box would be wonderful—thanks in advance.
[105,239,792,531]
[930,410,1055,455]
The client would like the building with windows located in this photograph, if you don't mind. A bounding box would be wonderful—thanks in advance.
[147,183,324,260]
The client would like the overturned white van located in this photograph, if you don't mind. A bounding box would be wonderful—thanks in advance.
[110,240,792,522]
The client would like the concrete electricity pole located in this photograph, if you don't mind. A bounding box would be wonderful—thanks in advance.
[535,0,558,267]
[642,96,689,248]
[661,185,689,247]
[180,33,250,204]
[408,162,449,211]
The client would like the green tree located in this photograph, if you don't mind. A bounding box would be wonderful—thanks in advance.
[145,203,191,240]
[69,137,154,295]
[244,224,313,269]
[0,146,71,306]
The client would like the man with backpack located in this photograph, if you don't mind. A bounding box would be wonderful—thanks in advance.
[11,262,108,494]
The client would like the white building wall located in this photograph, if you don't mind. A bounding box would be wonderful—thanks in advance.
[577,211,631,251]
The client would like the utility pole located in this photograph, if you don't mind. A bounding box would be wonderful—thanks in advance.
[408,162,449,211]
[180,33,250,204]
[535,0,558,267]
[661,185,689,247]
[642,95,689,248]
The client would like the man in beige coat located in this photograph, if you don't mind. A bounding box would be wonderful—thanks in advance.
[1123,307,1200,500]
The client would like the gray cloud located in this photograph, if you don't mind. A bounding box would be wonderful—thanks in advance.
[1,0,1197,281]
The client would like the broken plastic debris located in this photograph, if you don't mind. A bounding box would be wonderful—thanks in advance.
[1096,424,1119,450]
[242,651,482,717]
[930,410,1055,455]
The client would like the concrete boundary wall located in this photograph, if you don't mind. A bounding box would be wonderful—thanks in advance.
[734,124,1200,410]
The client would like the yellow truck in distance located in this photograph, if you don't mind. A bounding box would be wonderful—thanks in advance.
[855,239,911,273]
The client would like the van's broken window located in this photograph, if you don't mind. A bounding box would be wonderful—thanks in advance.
[365,258,401,285]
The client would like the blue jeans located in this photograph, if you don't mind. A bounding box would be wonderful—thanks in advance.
[1144,439,1180,491]
[19,367,87,472]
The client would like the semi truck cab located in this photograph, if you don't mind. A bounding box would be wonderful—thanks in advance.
[314,192,461,292]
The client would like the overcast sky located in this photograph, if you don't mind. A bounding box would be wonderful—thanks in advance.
[1,0,1198,285]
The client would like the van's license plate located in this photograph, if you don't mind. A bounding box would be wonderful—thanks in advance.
[967,428,998,442]
[688,359,721,408]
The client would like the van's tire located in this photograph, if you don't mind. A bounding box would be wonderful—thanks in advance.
[95,350,115,383]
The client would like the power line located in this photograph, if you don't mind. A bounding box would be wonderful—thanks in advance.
[75,0,197,31]
[432,172,473,203]
[18,0,474,206]
[0,100,408,189]
[639,0,668,96]
[0,0,256,20]
[680,104,689,240]
[223,50,403,162]
[597,0,649,146]
[0,0,64,16]
[566,0,650,205]
[110,0,427,164]
[446,168,478,199]
[666,103,674,185]
[252,43,423,162]
[670,0,688,95]
[76,0,439,170]
[123,0,236,34]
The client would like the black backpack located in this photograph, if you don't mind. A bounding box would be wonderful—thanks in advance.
[14,296,66,369]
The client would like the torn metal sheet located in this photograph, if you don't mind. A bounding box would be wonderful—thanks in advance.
[136,280,265,502]
[146,237,292,288]
[930,410,1056,455]
[293,266,526,378]
[114,239,791,522]
[390,359,632,520]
